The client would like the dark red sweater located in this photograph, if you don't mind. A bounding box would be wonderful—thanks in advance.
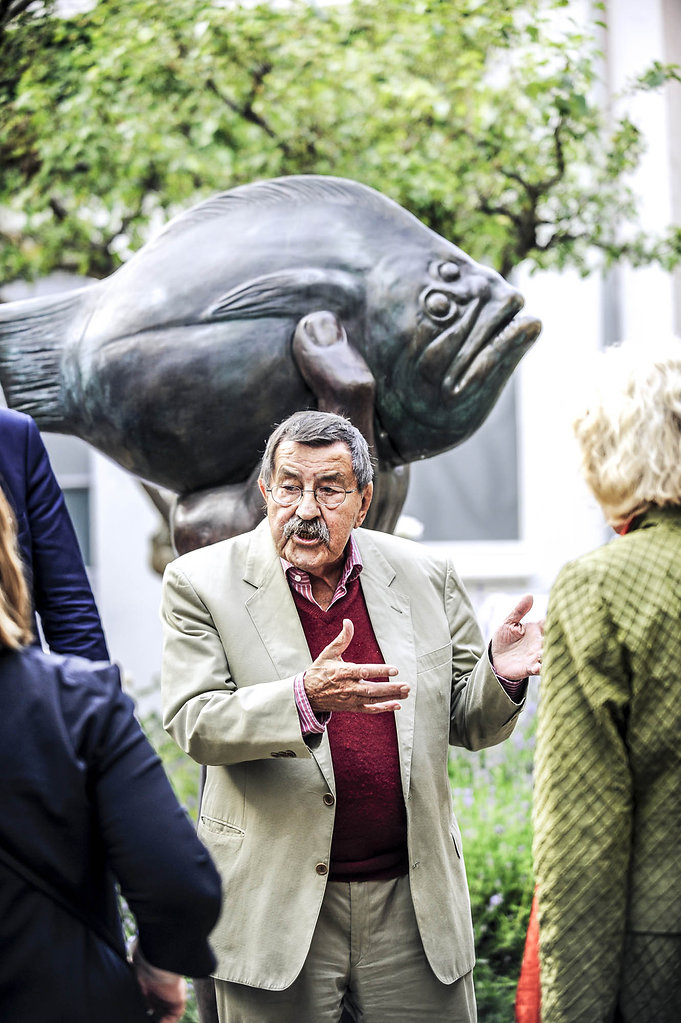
[292,577,408,882]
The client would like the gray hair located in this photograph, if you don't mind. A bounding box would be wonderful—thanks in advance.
[259,411,374,489]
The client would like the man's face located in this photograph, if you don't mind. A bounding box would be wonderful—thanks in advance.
[259,440,373,585]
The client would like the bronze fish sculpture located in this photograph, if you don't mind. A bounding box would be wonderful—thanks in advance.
[0,176,541,496]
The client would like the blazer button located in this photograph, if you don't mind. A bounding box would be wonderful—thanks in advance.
[315,863,328,876]
[323,792,335,806]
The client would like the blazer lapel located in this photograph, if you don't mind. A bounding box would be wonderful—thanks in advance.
[243,522,310,678]
[243,521,336,790]
[355,530,418,798]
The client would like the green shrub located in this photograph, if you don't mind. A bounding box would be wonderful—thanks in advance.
[449,683,537,1021]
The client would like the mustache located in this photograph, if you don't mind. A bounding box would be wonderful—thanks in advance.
[283,516,330,546]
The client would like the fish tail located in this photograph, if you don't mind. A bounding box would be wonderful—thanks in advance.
[0,289,89,426]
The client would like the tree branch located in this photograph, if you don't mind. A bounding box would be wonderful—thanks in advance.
[478,199,524,230]
[101,206,143,251]
[530,115,567,194]
[48,195,67,221]
[478,112,571,271]
[205,70,294,160]
[0,0,41,31]
[538,230,581,250]
[471,108,568,209]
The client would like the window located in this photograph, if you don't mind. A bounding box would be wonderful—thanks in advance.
[41,433,93,567]
[400,379,518,542]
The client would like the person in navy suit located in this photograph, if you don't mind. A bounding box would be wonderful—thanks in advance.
[0,406,108,660]
[0,484,222,1022]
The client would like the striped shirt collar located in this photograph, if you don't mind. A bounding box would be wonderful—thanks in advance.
[281,533,363,610]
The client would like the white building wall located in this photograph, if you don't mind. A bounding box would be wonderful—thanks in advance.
[516,269,606,593]
[606,0,676,342]
[91,453,163,707]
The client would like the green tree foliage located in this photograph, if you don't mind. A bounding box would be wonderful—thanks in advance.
[1,0,679,282]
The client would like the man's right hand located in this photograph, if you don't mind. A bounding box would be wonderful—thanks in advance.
[303,619,409,714]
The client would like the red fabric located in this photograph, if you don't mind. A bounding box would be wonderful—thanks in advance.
[292,577,408,882]
[515,890,541,1022]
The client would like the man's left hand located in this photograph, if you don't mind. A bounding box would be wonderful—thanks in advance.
[490,594,544,680]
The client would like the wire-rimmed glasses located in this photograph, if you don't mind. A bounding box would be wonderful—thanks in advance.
[266,484,358,510]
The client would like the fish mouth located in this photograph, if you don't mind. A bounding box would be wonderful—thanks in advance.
[417,295,541,401]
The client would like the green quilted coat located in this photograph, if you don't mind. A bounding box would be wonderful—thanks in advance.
[534,506,681,1022]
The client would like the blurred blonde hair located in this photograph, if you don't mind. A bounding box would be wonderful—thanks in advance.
[0,487,33,649]
[574,338,681,528]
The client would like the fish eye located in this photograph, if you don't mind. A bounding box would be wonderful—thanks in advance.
[438,261,460,282]
[424,289,456,321]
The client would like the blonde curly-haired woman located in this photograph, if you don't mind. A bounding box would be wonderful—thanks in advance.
[530,339,681,1022]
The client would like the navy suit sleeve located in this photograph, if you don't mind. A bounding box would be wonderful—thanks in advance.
[87,664,221,976]
[24,417,110,660]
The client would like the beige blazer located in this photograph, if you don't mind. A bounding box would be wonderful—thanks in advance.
[161,520,524,989]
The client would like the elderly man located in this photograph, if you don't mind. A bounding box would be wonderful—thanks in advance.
[161,410,542,1023]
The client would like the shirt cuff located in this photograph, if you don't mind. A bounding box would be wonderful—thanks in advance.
[488,645,527,703]
[495,674,527,702]
[294,673,329,734]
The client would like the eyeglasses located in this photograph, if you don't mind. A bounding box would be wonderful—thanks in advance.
[267,484,358,510]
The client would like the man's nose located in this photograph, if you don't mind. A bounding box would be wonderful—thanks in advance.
[296,489,320,518]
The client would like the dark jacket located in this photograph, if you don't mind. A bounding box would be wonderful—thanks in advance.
[0,406,109,660]
[0,646,222,1023]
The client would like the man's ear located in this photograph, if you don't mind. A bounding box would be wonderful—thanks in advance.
[258,478,268,502]
[355,482,373,527]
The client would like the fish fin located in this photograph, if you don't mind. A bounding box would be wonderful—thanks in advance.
[154,175,394,242]
[0,289,91,426]
[205,268,363,321]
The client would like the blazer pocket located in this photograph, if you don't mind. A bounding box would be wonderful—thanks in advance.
[450,817,463,859]
[416,643,451,675]
[199,814,245,839]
